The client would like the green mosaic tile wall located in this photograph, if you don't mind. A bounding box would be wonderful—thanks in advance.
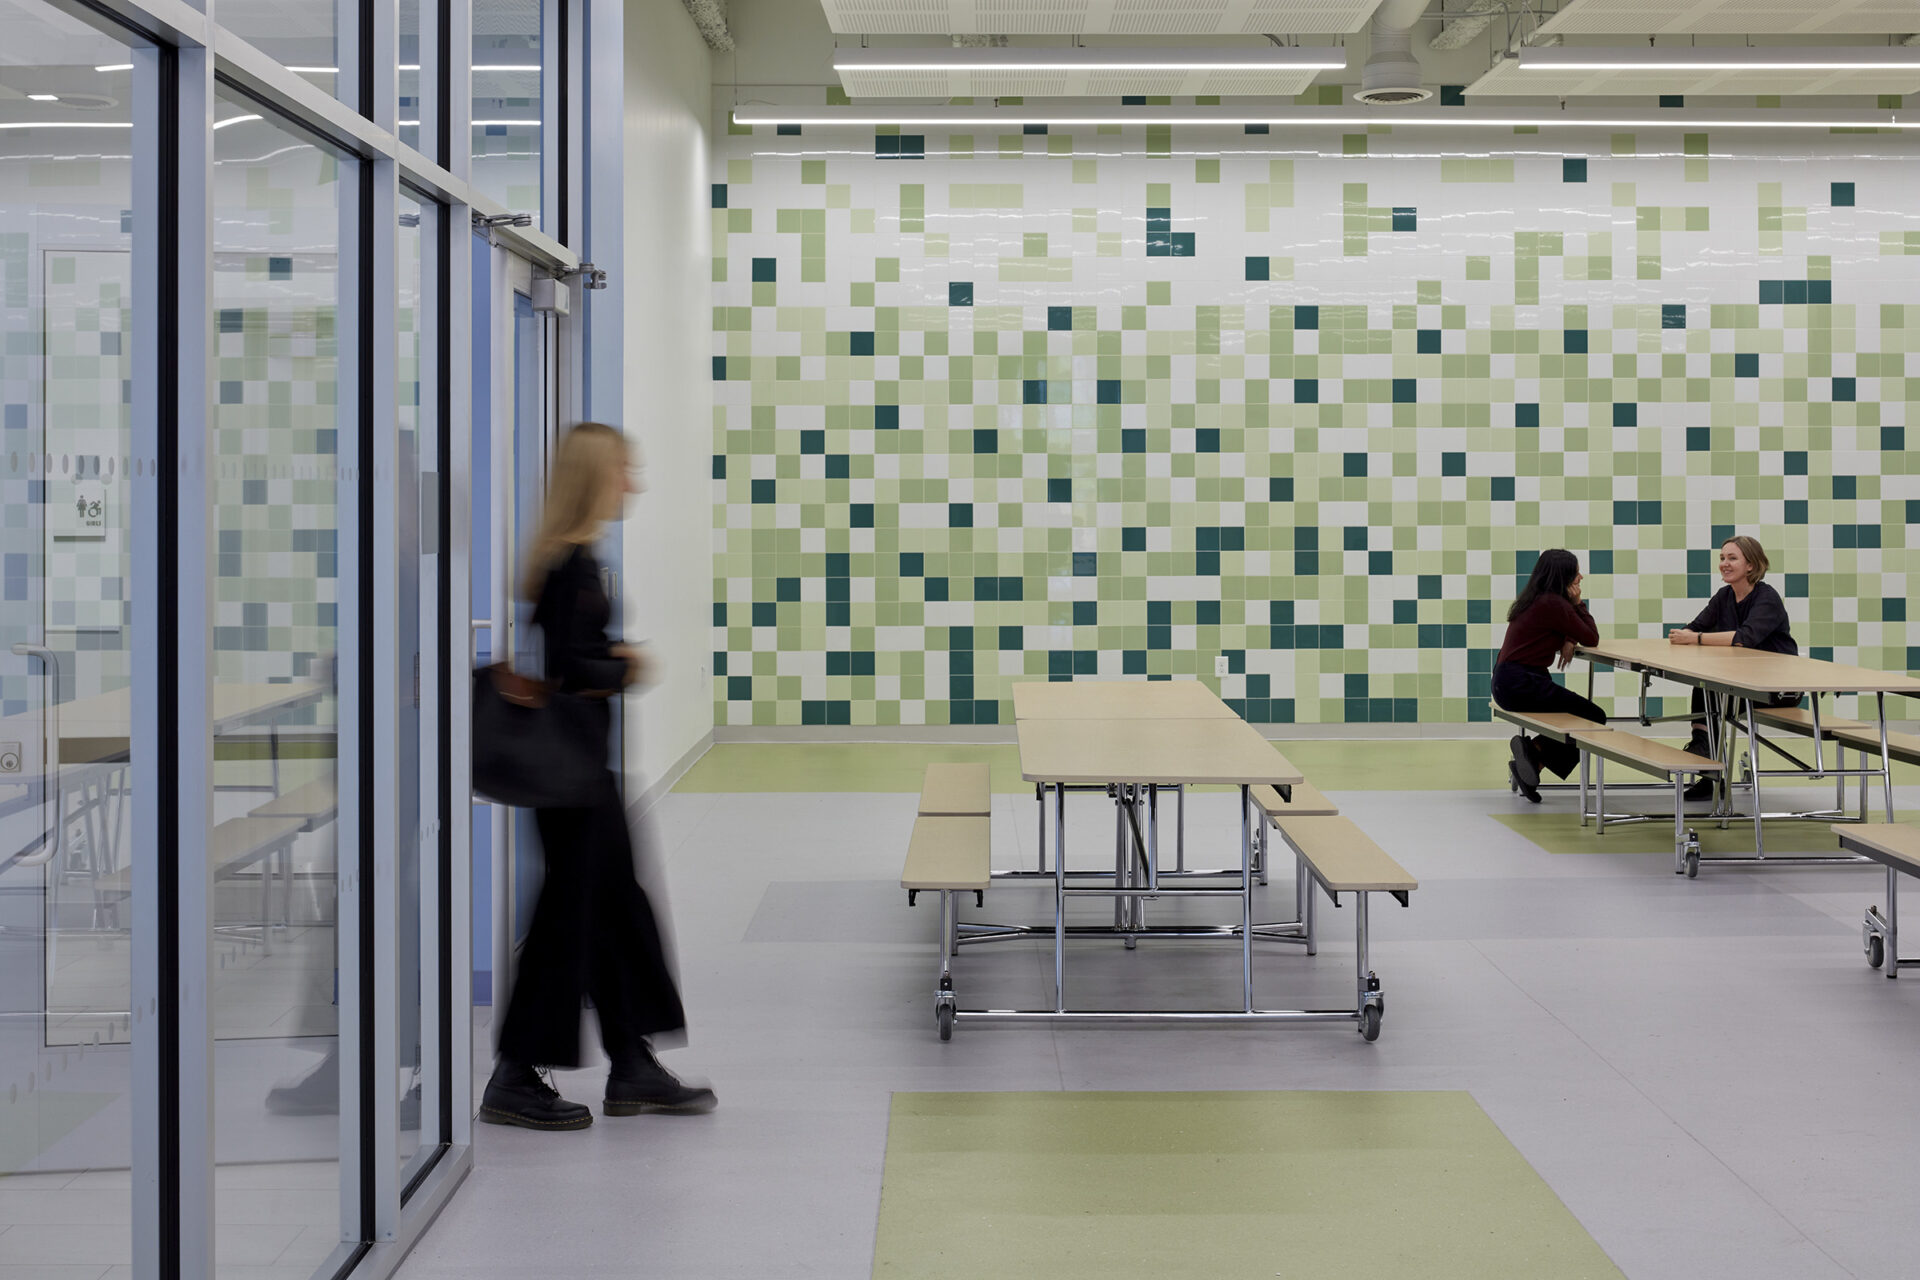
[710,125,1920,727]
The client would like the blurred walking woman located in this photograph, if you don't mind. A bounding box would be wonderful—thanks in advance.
[481,422,715,1130]
[1493,549,1604,803]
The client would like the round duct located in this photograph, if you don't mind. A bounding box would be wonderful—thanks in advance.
[1353,22,1430,104]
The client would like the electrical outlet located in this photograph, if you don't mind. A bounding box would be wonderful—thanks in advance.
[1214,655,1229,678]
[0,742,19,774]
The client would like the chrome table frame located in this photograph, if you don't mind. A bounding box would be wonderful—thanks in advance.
[933,782,1390,1040]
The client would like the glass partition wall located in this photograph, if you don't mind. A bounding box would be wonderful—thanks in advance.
[0,0,598,1275]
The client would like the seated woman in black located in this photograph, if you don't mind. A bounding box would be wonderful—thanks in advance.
[1493,548,1604,803]
[1667,534,1799,796]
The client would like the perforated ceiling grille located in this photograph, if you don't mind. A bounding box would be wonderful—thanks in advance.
[1540,0,1920,36]
[818,0,1387,36]
[837,66,1321,96]
[1467,57,1920,97]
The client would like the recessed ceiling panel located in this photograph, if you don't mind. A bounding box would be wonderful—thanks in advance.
[835,45,1338,97]
[1469,57,1920,97]
[819,0,1388,36]
[1539,0,1920,36]
[839,66,1323,95]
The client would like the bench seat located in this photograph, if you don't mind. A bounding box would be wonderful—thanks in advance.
[901,816,991,893]
[1569,728,1723,778]
[1491,704,1604,742]
[1832,823,1920,873]
[917,762,991,817]
[1830,726,1920,768]
[1755,706,1869,737]
[1251,780,1337,821]
[96,815,306,894]
[1273,814,1417,898]
[249,778,338,825]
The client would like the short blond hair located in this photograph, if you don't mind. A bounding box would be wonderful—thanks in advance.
[1723,535,1769,584]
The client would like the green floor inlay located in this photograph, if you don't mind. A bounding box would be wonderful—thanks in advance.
[0,1090,115,1176]
[677,740,1511,794]
[873,1090,1622,1280]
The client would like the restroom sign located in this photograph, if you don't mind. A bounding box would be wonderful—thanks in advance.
[54,476,109,538]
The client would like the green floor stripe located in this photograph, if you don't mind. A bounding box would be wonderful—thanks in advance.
[1495,804,1920,855]
[873,1091,1623,1280]
[676,739,1513,794]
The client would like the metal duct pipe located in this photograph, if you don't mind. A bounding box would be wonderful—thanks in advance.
[1355,0,1432,104]
[1429,0,1498,53]
[681,0,734,52]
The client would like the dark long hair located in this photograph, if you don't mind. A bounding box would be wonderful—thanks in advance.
[1507,548,1581,623]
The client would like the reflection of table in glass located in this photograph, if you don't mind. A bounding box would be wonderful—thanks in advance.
[952,682,1368,1027]
[1577,639,1920,863]
[0,682,327,872]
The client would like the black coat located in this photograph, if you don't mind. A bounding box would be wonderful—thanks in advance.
[1686,582,1796,655]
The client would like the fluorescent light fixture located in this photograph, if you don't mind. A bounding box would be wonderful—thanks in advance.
[213,114,261,129]
[1517,46,1920,72]
[833,46,1344,73]
[95,63,134,72]
[472,118,540,126]
[27,94,58,101]
[0,121,130,129]
[728,104,1920,129]
[475,64,542,71]
[288,65,339,74]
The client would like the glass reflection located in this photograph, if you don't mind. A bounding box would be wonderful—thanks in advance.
[212,95,347,1280]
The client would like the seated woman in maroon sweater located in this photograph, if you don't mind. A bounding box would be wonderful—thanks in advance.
[1492,548,1604,802]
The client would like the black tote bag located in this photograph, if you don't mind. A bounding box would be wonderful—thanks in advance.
[471,663,606,809]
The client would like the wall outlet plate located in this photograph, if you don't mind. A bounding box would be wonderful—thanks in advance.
[1214,655,1229,677]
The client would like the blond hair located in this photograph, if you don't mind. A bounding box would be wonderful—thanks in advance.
[1723,534,1769,584]
[520,422,627,600]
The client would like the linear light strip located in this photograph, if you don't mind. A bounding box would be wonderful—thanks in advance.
[1516,46,1920,72]
[731,107,1919,129]
[838,60,1346,71]
[834,47,1346,73]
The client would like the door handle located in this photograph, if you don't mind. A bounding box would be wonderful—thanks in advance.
[10,645,60,868]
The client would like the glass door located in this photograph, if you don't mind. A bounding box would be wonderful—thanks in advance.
[469,240,555,1111]
[0,11,146,1274]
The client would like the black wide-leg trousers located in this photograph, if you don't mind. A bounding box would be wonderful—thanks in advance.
[1492,662,1607,779]
[497,774,685,1070]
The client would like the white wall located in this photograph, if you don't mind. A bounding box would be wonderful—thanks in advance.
[621,0,715,791]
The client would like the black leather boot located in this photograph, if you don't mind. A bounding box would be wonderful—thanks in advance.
[481,1062,593,1131]
[605,1046,717,1116]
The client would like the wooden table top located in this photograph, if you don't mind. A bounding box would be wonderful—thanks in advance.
[1011,679,1234,720]
[1017,715,1303,786]
[1578,637,1920,697]
[0,683,328,767]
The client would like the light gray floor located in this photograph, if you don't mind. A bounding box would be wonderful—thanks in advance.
[395,784,1920,1280]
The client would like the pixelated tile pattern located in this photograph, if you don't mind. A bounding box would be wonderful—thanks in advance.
[707,127,1919,728]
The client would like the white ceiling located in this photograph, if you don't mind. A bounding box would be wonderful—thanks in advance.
[1467,57,1920,97]
[1539,0,1920,37]
[818,0,1390,37]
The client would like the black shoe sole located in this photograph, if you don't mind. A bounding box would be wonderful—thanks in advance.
[1509,735,1541,792]
[603,1094,717,1117]
[479,1104,594,1130]
[1508,760,1541,804]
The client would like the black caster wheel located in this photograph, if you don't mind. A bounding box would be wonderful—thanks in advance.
[1684,848,1700,879]
[937,1003,954,1041]
[1358,1005,1381,1042]
[1868,934,1886,970]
